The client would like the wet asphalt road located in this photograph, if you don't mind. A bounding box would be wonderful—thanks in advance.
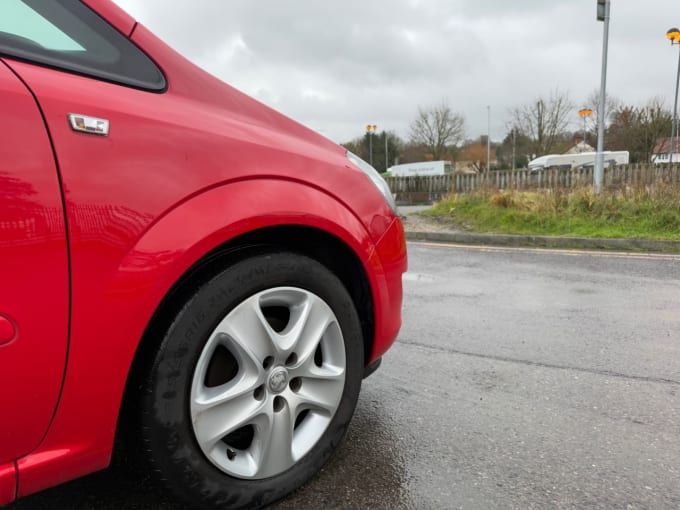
[9,242,680,509]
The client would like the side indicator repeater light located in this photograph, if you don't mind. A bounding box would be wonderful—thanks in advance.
[68,113,109,136]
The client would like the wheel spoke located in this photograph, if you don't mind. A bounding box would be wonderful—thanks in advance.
[192,372,260,415]
[212,296,279,368]
[285,294,334,365]
[192,392,264,451]
[254,403,295,477]
[292,354,345,380]
[290,370,344,416]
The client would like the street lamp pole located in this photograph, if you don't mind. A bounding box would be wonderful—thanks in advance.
[512,128,516,171]
[578,108,593,152]
[486,105,491,175]
[594,0,611,194]
[666,28,680,165]
[366,124,377,167]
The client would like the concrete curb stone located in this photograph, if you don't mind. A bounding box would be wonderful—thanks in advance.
[405,230,680,252]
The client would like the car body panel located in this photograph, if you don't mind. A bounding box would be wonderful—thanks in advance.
[371,217,407,360]
[0,61,69,465]
[0,462,16,504]
[0,0,406,503]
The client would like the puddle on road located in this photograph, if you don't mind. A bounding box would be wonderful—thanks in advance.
[403,272,437,283]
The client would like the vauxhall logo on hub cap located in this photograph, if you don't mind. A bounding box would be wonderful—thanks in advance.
[268,367,289,393]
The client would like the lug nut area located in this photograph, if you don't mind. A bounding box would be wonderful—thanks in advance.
[289,377,302,392]
[253,385,265,401]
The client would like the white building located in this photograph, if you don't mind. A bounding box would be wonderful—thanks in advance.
[651,137,680,164]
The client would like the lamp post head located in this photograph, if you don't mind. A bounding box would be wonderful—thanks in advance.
[578,108,594,118]
[366,124,378,133]
[596,0,609,22]
[667,28,680,44]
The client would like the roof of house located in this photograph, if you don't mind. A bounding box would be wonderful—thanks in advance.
[565,141,595,154]
[653,137,680,154]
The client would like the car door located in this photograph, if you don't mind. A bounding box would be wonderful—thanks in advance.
[0,60,69,463]
[0,0,181,455]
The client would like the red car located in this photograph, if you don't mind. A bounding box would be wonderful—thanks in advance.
[0,1,406,508]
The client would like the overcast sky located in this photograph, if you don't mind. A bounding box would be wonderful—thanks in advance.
[113,1,680,144]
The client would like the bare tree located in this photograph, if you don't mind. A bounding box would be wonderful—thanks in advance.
[409,100,465,160]
[510,90,574,157]
[581,89,621,137]
[459,141,490,173]
[606,97,672,163]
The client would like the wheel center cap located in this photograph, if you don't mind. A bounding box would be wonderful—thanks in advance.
[268,367,289,394]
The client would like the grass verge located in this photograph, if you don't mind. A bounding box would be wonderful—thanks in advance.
[423,186,680,240]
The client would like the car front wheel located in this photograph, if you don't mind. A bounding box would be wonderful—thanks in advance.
[139,251,364,509]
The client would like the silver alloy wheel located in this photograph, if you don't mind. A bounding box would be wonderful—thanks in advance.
[190,287,347,480]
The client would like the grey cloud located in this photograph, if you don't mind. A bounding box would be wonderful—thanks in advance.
[114,0,680,144]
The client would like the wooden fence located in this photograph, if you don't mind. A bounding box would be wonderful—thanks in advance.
[385,164,680,204]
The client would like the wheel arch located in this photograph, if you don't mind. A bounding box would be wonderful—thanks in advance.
[121,223,376,396]
[115,224,375,458]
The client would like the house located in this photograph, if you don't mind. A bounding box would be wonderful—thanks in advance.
[456,140,498,173]
[651,137,680,164]
[565,140,595,154]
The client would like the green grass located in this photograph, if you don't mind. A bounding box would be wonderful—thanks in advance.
[423,186,680,240]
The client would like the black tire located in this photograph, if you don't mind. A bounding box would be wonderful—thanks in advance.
[139,252,364,510]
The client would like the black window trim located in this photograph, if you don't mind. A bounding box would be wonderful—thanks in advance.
[0,0,167,93]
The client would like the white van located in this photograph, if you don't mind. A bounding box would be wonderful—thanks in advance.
[388,160,451,176]
[528,151,629,171]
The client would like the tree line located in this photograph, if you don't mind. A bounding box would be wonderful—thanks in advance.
[342,91,674,173]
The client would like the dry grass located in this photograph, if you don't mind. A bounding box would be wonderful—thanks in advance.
[424,184,680,239]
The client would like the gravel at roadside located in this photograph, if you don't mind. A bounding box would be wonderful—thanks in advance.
[401,211,680,253]
[400,213,464,234]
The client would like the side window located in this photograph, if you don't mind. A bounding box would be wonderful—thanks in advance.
[0,0,166,91]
